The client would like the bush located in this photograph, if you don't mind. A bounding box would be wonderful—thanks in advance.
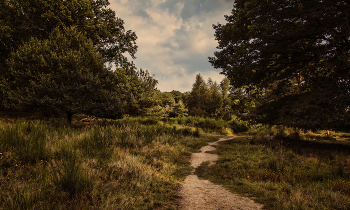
[229,118,249,133]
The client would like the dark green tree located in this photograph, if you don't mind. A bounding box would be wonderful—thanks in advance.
[186,74,209,116]
[0,0,137,109]
[210,0,350,130]
[206,78,223,118]
[3,27,118,124]
[219,78,233,120]
[115,68,159,117]
[0,0,137,66]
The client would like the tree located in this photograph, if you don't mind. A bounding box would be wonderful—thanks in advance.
[0,0,138,108]
[186,74,209,116]
[159,92,176,108]
[158,92,176,117]
[210,0,350,130]
[170,90,184,103]
[3,27,118,124]
[206,79,223,118]
[0,0,137,67]
[115,68,159,117]
[172,100,188,118]
[219,78,233,120]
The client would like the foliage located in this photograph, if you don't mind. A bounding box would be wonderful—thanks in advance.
[207,79,223,118]
[229,117,249,133]
[171,100,188,118]
[3,27,117,123]
[0,0,139,116]
[186,74,233,118]
[170,90,184,103]
[219,78,233,120]
[0,0,137,67]
[115,68,159,117]
[186,74,209,116]
[209,0,350,130]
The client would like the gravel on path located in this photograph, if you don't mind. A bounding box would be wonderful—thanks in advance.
[177,137,263,210]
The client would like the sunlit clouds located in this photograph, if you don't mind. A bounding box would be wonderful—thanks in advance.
[109,0,233,92]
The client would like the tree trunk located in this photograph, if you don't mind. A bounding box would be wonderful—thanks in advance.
[67,111,73,125]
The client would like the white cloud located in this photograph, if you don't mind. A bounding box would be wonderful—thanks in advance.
[109,0,232,92]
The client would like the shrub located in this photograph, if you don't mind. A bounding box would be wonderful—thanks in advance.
[229,118,249,133]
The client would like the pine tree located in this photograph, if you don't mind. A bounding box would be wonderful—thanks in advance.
[186,74,209,116]
[206,79,223,118]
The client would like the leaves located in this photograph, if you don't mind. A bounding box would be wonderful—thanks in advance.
[4,26,118,122]
[0,0,137,68]
[210,0,350,129]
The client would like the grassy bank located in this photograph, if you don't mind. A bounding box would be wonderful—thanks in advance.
[0,118,220,209]
[196,129,350,209]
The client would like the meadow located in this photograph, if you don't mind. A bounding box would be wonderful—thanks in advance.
[0,116,224,209]
[2,114,350,210]
[196,125,350,209]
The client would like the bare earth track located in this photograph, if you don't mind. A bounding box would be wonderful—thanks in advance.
[177,137,263,210]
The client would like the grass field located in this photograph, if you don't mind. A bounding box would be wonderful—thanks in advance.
[3,114,350,209]
[0,117,222,209]
[196,127,350,209]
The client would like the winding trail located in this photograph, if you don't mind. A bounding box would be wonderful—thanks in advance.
[178,137,263,210]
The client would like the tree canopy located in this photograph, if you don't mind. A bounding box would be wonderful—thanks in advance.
[3,27,118,123]
[0,0,164,122]
[209,0,350,130]
[0,0,137,67]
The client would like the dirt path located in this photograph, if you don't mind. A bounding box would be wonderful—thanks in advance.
[177,137,263,210]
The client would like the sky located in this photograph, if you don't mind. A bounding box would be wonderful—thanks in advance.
[108,0,234,93]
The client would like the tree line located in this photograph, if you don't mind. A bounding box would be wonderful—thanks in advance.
[1,0,349,131]
[0,0,255,125]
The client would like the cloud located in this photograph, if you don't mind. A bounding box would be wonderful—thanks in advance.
[160,0,233,20]
[109,0,233,92]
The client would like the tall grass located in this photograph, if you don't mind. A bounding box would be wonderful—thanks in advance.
[0,117,218,209]
[196,133,350,209]
[0,121,49,163]
[159,115,248,134]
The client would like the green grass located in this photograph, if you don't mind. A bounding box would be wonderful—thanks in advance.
[195,134,350,209]
[160,115,247,135]
[0,117,218,209]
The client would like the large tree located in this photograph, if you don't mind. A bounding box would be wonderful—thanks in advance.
[0,0,137,66]
[0,0,137,108]
[3,27,118,123]
[209,0,350,130]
